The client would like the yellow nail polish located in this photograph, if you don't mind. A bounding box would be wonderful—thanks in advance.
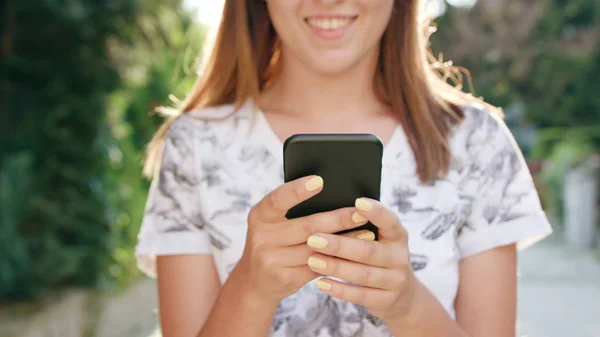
[305,176,324,191]
[308,256,327,269]
[356,231,376,241]
[316,279,332,291]
[351,212,368,223]
[307,235,328,249]
[355,198,373,211]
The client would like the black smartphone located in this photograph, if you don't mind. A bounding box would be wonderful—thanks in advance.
[283,134,383,240]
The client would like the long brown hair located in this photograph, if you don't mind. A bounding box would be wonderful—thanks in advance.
[144,0,493,182]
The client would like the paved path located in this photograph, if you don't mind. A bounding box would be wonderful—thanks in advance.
[517,234,600,337]
[145,234,600,337]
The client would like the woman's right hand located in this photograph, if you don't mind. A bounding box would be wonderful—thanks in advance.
[233,175,371,304]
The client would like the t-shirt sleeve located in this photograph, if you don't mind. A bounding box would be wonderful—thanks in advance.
[135,117,211,278]
[457,110,553,258]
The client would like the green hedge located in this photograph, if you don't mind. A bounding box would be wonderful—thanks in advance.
[0,0,204,301]
[0,0,139,300]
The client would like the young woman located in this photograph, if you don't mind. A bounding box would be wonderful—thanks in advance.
[136,1,552,336]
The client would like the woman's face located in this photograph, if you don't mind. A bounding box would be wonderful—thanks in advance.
[266,0,394,75]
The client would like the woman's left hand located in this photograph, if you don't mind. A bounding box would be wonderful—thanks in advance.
[306,197,420,322]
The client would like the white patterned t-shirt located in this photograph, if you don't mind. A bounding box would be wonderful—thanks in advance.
[136,100,552,337]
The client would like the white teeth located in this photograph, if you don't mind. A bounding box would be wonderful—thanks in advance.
[307,18,353,30]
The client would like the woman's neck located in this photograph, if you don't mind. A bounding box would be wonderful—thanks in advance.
[259,49,387,120]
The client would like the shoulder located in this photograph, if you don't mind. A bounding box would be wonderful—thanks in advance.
[448,101,523,171]
[451,101,506,142]
[167,103,254,137]
[449,101,515,150]
[164,100,257,147]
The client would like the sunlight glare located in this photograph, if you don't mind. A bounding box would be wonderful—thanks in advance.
[185,0,225,28]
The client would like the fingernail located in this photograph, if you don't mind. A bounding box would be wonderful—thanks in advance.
[351,212,368,223]
[305,176,324,191]
[307,235,328,249]
[356,231,376,241]
[355,198,373,211]
[316,279,332,291]
[308,256,327,269]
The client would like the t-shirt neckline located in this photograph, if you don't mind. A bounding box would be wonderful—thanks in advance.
[253,105,404,166]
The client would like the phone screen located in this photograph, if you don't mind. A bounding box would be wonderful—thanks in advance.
[283,134,383,239]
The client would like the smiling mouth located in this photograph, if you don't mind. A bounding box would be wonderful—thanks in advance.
[305,16,357,30]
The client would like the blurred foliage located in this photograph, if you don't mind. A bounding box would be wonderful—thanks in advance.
[430,0,600,154]
[104,2,206,288]
[0,153,34,296]
[0,0,204,300]
[0,0,138,300]
[539,134,596,222]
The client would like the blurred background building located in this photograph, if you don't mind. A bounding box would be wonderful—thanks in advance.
[1,0,599,336]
